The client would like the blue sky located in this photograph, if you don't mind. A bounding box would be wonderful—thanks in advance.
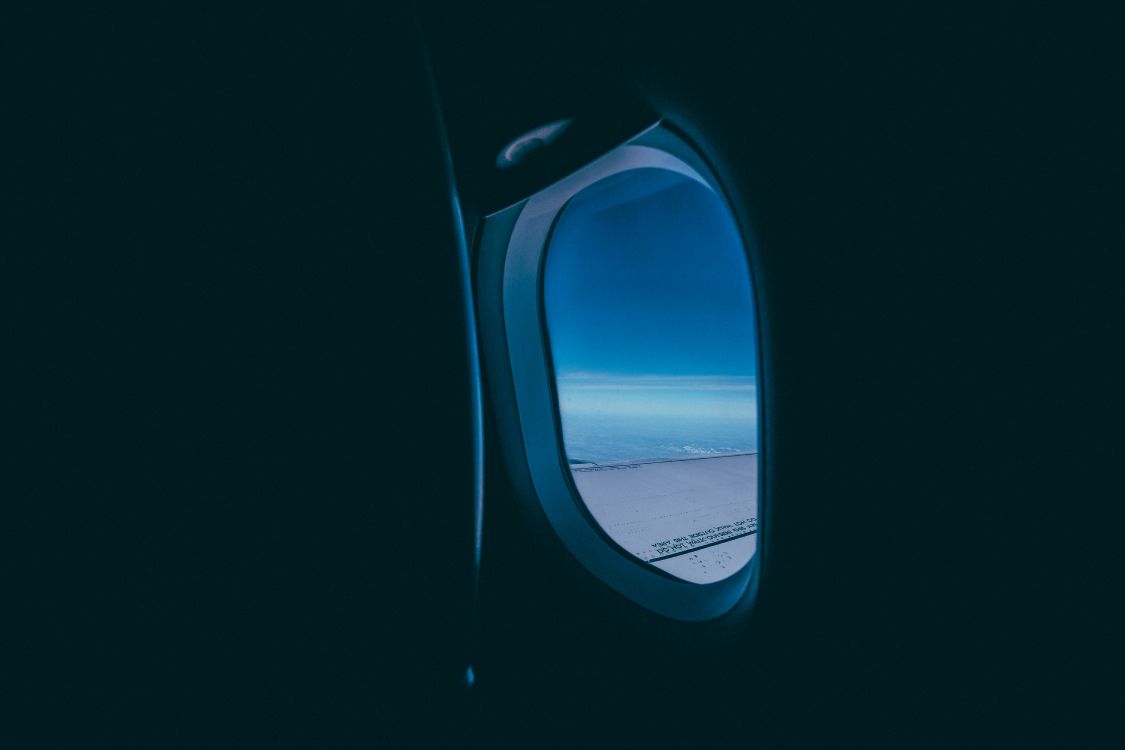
[543,168,759,462]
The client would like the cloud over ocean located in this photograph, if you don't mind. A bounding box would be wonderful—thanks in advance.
[555,373,758,463]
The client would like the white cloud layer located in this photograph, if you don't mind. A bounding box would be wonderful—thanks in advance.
[556,373,757,392]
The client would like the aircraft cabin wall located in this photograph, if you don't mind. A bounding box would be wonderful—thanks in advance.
[7,2,1117,746]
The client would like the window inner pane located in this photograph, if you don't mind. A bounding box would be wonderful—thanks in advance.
[543,167,759,584]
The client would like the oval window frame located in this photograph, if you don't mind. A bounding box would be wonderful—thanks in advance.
[476,124,764,621]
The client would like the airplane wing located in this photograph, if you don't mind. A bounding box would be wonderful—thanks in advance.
[569,451,758,583]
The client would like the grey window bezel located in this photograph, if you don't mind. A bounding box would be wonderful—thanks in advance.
[475,123,763,621]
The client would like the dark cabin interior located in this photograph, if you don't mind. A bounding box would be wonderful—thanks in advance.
[9,3,1119,746]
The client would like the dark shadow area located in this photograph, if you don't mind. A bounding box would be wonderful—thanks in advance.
[7,2,1120,746]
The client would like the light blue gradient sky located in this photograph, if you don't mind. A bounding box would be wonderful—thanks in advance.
[543,169,758,462]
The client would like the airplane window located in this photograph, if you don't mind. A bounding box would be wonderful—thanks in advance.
[543,167,759,584]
